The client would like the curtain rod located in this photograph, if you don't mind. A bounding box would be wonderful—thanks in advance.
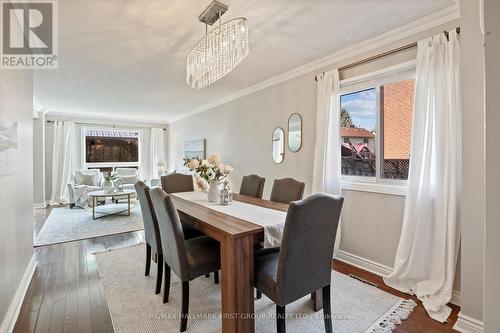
[315,27,460,81]
[45,119,167,130]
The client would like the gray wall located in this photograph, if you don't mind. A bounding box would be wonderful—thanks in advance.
[169,73,317,197]
[0,71,34,324]
[341,191,405,267]
[33,112,46,206]
[459,0,485,323]
[168,21,461,280]
[484,0,500,330]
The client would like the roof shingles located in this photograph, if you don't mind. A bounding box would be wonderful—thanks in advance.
[341,127,375,138]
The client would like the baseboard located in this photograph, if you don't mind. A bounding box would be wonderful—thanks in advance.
[453,313,484,333]
[336,249,393,277]
[335,249,461,306]
[0,254,37,333]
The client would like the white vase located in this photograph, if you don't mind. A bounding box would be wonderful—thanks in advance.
[207,181,220,202]
[103,180,114,194]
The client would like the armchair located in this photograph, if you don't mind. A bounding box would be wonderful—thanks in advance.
[67,169,103,208]
[113,167,142,202]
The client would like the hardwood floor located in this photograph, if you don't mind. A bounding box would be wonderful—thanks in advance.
[15,208,144,333]
[14,208,459,333]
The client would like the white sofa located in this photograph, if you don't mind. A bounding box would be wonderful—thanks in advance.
[67,169,103,208]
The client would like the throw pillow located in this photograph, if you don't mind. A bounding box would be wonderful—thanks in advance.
[78,173,98,186]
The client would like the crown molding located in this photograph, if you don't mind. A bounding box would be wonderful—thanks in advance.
[45,111,169,127]
[169,4,459,124]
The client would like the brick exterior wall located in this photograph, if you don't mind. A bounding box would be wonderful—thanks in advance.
[382,80,414,159]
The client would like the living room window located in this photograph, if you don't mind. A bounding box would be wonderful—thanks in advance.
[83,129,141,171]
[339,65,415,193]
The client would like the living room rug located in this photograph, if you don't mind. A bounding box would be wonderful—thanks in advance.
[35,204,144,246]
[95,244,416,333]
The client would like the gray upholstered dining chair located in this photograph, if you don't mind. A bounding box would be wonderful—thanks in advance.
[160,173,204,240]
[255,177,305,300]
[136,181,212,295]
[135,181,164,295]
[239,174,266,198]
[254,193,344,333]
[270,177,305,204]
[149,188,221,332]
[161,173,194,194]
[160,173,218,282]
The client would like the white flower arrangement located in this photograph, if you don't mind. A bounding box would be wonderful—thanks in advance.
[184,154,233,190]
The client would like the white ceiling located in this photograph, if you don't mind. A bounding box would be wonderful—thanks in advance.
[34,0,455,123]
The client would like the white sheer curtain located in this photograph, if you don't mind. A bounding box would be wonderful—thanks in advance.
[312,69,342,254]
[384,31,461,322]
[49,121,76,205]
[150,128,166,180]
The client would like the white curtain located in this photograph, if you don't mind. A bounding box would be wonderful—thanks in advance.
[312,69,342,254]
[150,128,166,180]
[384,31,461,322]
[49,121,76,205]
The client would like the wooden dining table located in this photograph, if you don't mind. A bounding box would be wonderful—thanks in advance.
[169,192,323,333]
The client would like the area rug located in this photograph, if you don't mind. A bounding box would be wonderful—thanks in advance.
[35,204,144,246]
[95,245,416,333]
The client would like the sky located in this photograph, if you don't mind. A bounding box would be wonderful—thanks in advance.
[340,88,377,131]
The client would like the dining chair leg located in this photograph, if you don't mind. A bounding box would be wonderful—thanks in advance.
[163,263,171,303]
[276,305,286,333]
[256,289,262,299]
[180,281,189,332]
[155,254,163,294]
[214,270,219,284]
[145,244,151,276]
[322,284,332,333]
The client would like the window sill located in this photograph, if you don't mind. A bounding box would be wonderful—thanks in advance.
[341,179,407,196]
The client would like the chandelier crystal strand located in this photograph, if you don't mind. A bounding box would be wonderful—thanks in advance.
[186,18,249,89]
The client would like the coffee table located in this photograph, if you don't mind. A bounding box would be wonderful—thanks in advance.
[87,190,134,220]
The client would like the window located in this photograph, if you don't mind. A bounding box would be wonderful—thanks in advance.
[83,129,141,171]
[341,88,377,177]
[380,80,414,180]
[340,79,414,182]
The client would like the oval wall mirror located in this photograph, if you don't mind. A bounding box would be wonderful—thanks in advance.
[272,127,285,164]
[288,113,302,152]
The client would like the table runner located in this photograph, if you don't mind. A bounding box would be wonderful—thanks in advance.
[171,191,287,248]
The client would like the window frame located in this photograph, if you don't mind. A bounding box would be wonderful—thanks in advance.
[338,61,416,196]
[81,126,143,172]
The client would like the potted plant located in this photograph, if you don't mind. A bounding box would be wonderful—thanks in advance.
[184,154,233,202]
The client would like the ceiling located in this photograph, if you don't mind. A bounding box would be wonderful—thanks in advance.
[34,0,455,123]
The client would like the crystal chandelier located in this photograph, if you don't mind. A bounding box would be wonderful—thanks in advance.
[186,1,249,90]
